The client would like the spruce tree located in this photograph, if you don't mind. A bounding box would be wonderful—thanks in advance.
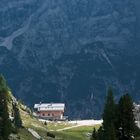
[0,74,12,140]
[97,126,104,140]
[102,87,118,140]
[117,94,135,140]
[13,103,22,130]
[91,128,98,140]
[0,74,7,91]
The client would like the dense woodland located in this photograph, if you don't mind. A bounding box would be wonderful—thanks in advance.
[91,88,140,140]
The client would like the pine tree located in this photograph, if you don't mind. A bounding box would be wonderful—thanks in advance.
[97,126,104,140]
[102,87,118,140]
[13,103,22,130]
[0,74,12,140]
[117,94,135,140]
[91,128,98,140]
[0,74,7,92]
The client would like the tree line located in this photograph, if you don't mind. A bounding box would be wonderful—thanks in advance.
[91,88,140,140]
[0,75,22,140]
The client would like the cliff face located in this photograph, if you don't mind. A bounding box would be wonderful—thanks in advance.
[0,0,140,118]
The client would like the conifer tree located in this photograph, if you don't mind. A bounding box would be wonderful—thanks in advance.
[13,103,22,130]
[117,94,135,140]
[91,128,98,140]
[102,87,118,140]
[0,74,12,140]
[97,126,104,140]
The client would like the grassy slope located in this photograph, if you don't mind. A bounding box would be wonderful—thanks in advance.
[20,105,99,140]
[8,92,47,139]
[8,92,140,140]
[19,103,48,139]
[20,111,140,140]
[9,92,139,140]
[18,100,97,140]
[51,125,100,140]
[18,129,38,140]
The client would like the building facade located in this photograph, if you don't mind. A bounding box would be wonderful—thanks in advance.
[34,103,66,120]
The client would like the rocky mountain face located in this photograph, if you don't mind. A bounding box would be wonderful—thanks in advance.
[0,0,140,119]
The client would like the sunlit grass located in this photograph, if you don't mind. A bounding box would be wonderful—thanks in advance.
[47,121,74,131]
[18,128,38,140]
[50,125,101,140]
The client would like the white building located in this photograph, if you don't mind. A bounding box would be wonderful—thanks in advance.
[34,103,67,120]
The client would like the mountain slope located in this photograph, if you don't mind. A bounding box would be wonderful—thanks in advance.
[0,0,140,118]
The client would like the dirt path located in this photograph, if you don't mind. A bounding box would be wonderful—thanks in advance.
[56,120,103,132]
[56,124,83,132]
